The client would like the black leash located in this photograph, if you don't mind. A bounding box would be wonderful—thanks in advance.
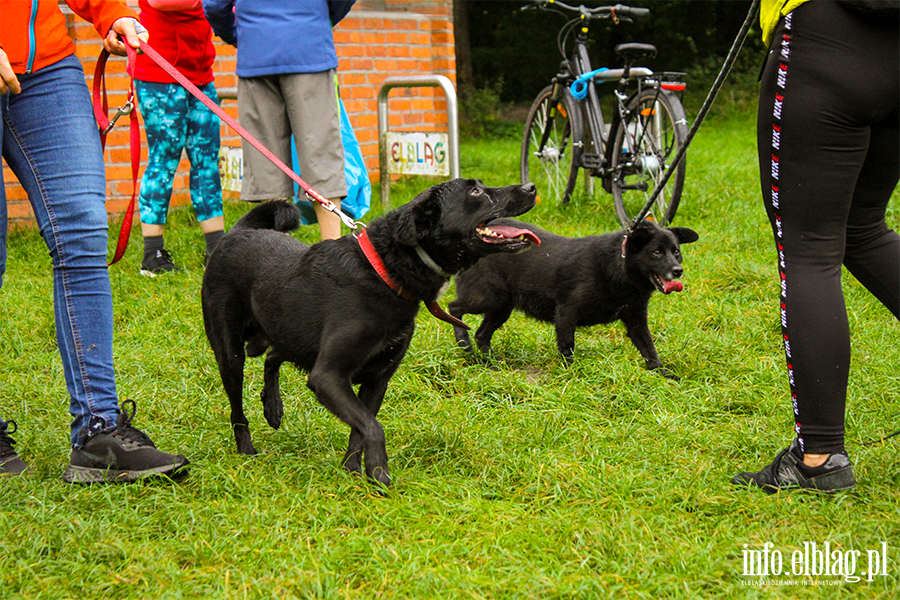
[625,0,761,239]
[860,413,900,447]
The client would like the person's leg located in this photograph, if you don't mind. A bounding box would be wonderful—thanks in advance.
[282,70,347,240]
[184,82,225,257]
[735,1,898,492]
[237,75,295,202]
[2,56,189,482]
[767,4,898,459]
[843,108,900,319]
[0,95,6,289]
[312,200,342,240]
[200,216,225,264]
[0,89,26,477]
[135,80,184,274]
[3,56,119,445]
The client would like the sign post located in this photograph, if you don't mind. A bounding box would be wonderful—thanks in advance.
[378,75,459,207]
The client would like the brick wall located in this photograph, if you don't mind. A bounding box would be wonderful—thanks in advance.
[3,0,456,229]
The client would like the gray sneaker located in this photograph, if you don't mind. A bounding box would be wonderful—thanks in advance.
[0,421,29,477]
[62,400,189,484]
[732,439,855,494]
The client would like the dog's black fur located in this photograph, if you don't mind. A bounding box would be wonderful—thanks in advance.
[448,219,699,378]
[201,179,537,487]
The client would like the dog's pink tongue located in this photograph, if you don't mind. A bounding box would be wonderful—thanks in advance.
[488,225,541,246]
[664,280,684,294]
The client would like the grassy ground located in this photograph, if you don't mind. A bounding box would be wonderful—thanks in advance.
[2,110,899,599]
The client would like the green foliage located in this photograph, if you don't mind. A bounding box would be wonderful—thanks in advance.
[459,80,522,140]
[2,111,899,598]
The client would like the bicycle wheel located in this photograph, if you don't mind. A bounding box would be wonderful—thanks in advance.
[610,87,687,227]
[521,85,581,205]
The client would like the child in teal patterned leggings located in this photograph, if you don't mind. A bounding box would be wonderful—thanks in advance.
[133,0,224,275]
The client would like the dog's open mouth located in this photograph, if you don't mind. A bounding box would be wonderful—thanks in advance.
[476,223,541,248]
[653,275,683,294]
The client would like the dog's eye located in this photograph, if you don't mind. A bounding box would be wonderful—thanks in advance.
[652,249,662,257]
[470,188,482,196]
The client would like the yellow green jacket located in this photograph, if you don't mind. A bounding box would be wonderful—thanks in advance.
[760,0,811,45]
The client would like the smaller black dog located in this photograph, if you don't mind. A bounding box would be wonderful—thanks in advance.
[202,179,538,488]
[449,219,699,378]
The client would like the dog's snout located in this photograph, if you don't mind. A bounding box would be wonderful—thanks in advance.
[521,182,536,195]
[672,265,684,279]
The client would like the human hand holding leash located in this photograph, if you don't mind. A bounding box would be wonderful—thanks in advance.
[103,17,149,56]
[0,47,21,95]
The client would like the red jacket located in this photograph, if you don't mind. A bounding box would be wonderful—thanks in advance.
[0,0,137,74]
[133,0,215,86]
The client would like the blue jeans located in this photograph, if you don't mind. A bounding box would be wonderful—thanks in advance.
[1,55,119,447]
[134,80,223,225]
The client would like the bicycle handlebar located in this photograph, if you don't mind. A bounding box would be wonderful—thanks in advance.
[522,1,649,20]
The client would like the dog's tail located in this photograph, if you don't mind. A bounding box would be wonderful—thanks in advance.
[231,200,301,233]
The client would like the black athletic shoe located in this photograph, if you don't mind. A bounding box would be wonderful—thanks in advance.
[732,439,856,494]
[140,248,181,277]
[0,421,29,477]
[62,400,189,484]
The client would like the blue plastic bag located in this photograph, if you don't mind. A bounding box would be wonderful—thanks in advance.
[293,98,371,225]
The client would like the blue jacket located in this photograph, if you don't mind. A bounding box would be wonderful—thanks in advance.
[203,0,355,77]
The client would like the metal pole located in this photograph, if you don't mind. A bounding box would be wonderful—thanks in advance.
[377,74,460,207]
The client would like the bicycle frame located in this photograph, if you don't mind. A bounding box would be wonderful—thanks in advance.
[572,34,660,177]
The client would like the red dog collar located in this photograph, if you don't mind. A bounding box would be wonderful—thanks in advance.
[356,228,469,330]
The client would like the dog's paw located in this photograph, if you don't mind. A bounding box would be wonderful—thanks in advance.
[236,442,258,456]
[234,425,258,455]
[342,451,363,475]
[368,465,391,490]
[654,367,680,381]
[456,338,474,352]
[261,390,283,430]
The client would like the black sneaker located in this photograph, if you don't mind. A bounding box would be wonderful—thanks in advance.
[732,439,856,494]
[0,421,29,477]
[140,248,181,277]
[62,400,189,484]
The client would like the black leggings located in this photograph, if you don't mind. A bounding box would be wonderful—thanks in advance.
[758,1,900,455]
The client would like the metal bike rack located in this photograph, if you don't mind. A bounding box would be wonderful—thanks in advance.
[377,75,460,207]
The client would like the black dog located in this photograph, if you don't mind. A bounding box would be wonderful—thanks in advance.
[448,219,698,378]
[202,179,538,487]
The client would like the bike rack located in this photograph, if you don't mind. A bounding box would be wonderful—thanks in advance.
[377,75,460,207]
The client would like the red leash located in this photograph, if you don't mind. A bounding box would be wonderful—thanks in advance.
[92,44,140,266]
[94,41,467,329]
[135,41,357,230]
[92,41,358,266]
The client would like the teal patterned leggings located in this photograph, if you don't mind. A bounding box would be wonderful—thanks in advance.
[135,80,223,225]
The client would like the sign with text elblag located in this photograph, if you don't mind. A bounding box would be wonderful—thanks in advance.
[218,146,243,193]
[385,131,449,177]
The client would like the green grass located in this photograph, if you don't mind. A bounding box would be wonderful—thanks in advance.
[2,111,899,599]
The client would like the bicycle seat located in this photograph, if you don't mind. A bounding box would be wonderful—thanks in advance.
[615,43,657,62]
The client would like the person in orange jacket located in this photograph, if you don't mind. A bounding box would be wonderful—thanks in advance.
[0,1,190,483]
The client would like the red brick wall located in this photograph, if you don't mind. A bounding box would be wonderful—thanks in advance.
[3,0,456,228]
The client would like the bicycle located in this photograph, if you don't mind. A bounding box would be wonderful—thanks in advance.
[520,0,689,226]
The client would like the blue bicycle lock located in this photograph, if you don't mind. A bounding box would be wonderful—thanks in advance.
[570,68,609,100]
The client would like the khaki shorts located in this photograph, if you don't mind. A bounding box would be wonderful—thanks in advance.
[237,70,347,201]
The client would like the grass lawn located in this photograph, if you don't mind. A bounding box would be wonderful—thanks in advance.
[1,109,899,599]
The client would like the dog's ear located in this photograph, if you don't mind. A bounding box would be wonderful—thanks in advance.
[625,222,656,251]
[394,187,442,246]
[670,227,699,244]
